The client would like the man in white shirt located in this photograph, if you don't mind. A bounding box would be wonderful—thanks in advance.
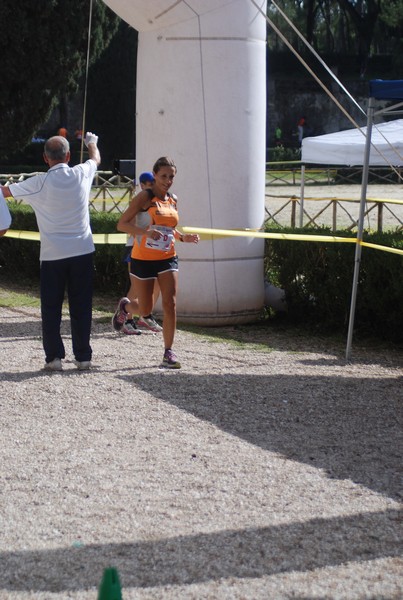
[0,133,101,371]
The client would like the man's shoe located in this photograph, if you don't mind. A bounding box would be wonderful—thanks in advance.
[44,358,63,371]
[162,349,181,369]
[122,319,142,335]
[75,360,92,371]
[137,315,163,333]
[112,297,130,332]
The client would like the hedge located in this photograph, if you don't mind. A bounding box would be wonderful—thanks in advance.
[264,225,403,343]
[0,204,129,296]
[1,203,402,343]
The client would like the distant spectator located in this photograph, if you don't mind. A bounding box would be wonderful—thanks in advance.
[274,125,283,146]
[58,126,68,139]
[297,117,305,144]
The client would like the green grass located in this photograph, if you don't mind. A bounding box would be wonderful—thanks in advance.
[0,281,283,352]
[1,282,400,357]
[0,283,116,316]
[0,285,41,308]
[179,322,275,352]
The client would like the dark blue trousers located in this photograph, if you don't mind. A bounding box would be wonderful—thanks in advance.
[40,253,94,363]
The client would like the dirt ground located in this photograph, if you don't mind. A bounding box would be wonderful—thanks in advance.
[265,183,403,230]
[0,301,402,599]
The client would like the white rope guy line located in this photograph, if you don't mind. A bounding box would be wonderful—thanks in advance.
[80,0,94,163]
[269,0,366,117]
[268,0,403,174]
[249,0,362,130]
[250,0,403,180]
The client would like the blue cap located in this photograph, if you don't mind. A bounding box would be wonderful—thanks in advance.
[139,171,154,184]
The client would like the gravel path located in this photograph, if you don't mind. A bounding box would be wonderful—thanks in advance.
[266,183,403,230]
[0,305,402,598]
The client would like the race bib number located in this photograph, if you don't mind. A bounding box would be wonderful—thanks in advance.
[145,226,174,251]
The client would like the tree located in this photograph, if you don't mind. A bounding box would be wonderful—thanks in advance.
[268,0,403,77]
[336,0,382,75]
[378,0,403,72]
[0,0,119,159]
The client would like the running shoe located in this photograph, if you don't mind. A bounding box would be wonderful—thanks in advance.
[74,360,92,371]
[112,297,130,332]
[137,315,163,333]
[162,348,181,369]
[44,358,63,371]
[122,319,142,335]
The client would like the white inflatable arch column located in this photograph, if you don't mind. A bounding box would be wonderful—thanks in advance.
[103,0,267,325]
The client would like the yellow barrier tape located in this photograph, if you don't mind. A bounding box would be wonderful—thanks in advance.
[4,230,128,244]
[266,161,302,166]
[367,197,403,205]
[4,230,40,241]
[360,241,403,256]
[92,233,127,244]
[182,226,355,244]
[4,228,402,256]
[266,195,403,205]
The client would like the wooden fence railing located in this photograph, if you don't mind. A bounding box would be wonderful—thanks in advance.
[2,170,402,231]
[265,194,403,232]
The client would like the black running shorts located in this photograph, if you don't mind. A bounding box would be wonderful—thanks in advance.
[130,255,179,280]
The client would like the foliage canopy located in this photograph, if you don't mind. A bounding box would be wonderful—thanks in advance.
[0,0,119,159]
[268,0,403,76]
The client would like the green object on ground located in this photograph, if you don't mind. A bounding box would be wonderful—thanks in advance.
[98,567,122,600]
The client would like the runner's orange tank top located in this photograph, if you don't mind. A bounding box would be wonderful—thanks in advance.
[132,193,179,261]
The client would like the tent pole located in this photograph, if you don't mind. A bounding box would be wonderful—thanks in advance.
[345,97,375,361]
[299,164,305,227]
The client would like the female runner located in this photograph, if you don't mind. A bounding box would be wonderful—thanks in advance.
[113,156,199,368]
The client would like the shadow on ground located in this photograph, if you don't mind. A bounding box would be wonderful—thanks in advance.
[0,509,400,591]
[0,317,401,593]
[128,371,402,502]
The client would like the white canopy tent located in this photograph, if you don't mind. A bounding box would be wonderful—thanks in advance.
[300,117,403,228]
[299,117,403,230]
[302,118,403,167]
[345,81,403,360]
[302,80,403,360]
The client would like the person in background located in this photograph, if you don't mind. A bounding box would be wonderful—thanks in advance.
[297,117,305,144]
[112,156,199,369]
[120,171,162,335]
[58,126,68,139]
[0,133,100,371]
[0,188,12,236]
[274,125,283,146]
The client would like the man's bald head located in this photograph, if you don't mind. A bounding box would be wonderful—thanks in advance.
[44,136,70,162]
